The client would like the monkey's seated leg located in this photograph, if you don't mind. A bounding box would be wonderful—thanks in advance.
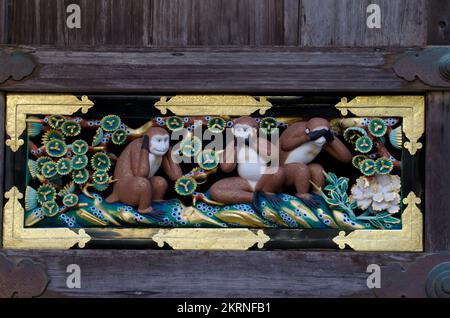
[210,177,254,205]
[254,168,285,194]
[106,176,154,213]
[150,176,168,201]
[282,163,311,199]
[308,163,325,194]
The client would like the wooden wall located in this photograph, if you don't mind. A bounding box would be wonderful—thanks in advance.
[0,0,450,298]
[0,0,443,47]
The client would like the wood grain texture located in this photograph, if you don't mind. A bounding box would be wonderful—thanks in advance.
[4,249,424,297]
[3,0,429,47]
[6,0,298,47]
[0,47,431,92]
[0,0,7,44]
[300,0,427,47]
[427,0,450,45]
[425,92,450,252]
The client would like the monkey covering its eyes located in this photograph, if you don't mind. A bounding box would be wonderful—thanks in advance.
[106,127,182,213]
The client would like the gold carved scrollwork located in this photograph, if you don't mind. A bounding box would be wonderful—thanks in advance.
[333,95,424,252]
[6,94,93,151]
[3,94,93,249]
[335,96,424,155]
[155,95,272,116]
[152,229,270,250]
[333,192,423,252]
[3,187,91,249]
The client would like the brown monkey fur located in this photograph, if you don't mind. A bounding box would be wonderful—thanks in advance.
[106,127,182,213]
[279,117,352,198]
[210,116,285,204]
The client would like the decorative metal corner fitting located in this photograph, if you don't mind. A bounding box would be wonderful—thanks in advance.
[335,96,424,155]
[426,262,450,298]
[333,95,424,252]
[152,229,270,250]
[0,49,37,84]
[373,254,450,298]
[3,187,91,249]
[0,253,49,298]
[333,192,422,252]
[6,94,94,152]
[155,95,272,116]
[3,93,94,249]
[393,47,450,88]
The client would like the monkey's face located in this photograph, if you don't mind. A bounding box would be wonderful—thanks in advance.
[149,133,170,156]
[232,124,257,141]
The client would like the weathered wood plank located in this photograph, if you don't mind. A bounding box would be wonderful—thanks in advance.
[283,0,300,46]
[427,0,450,45]
[301,0,427,47]
[61,0,147,46]
[0,0,7,44]
[425,92,450,252]
[152,0,190,46]
[9,0,37,45]
[38,0,62,45]
[186,0,251,46]
[253,0,285,46]
[3,250,423,297]
[106,0,146,46]
[6,0,297,47]
[0,47,431,92]
[3,0,430,47]
[9,0,66,45]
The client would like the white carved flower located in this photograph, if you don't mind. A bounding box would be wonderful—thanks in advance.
[350,175,401,214]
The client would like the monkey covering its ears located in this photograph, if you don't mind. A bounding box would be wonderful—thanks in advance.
[279,117,352,198]
[106,127,182,213]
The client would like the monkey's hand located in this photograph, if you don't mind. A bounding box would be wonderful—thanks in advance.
[306,129,334,143]
[306,129,325,141]
[141,135,150,151]
[322,130,334,143]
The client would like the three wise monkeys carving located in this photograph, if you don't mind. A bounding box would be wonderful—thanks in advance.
[108,117,352,212]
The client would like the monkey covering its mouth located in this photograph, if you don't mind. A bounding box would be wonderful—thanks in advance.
[279,117,352,199]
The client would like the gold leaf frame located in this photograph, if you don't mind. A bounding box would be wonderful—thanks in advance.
[333,96,424,251]
[3,94,94,249]
[2,94,424,251]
